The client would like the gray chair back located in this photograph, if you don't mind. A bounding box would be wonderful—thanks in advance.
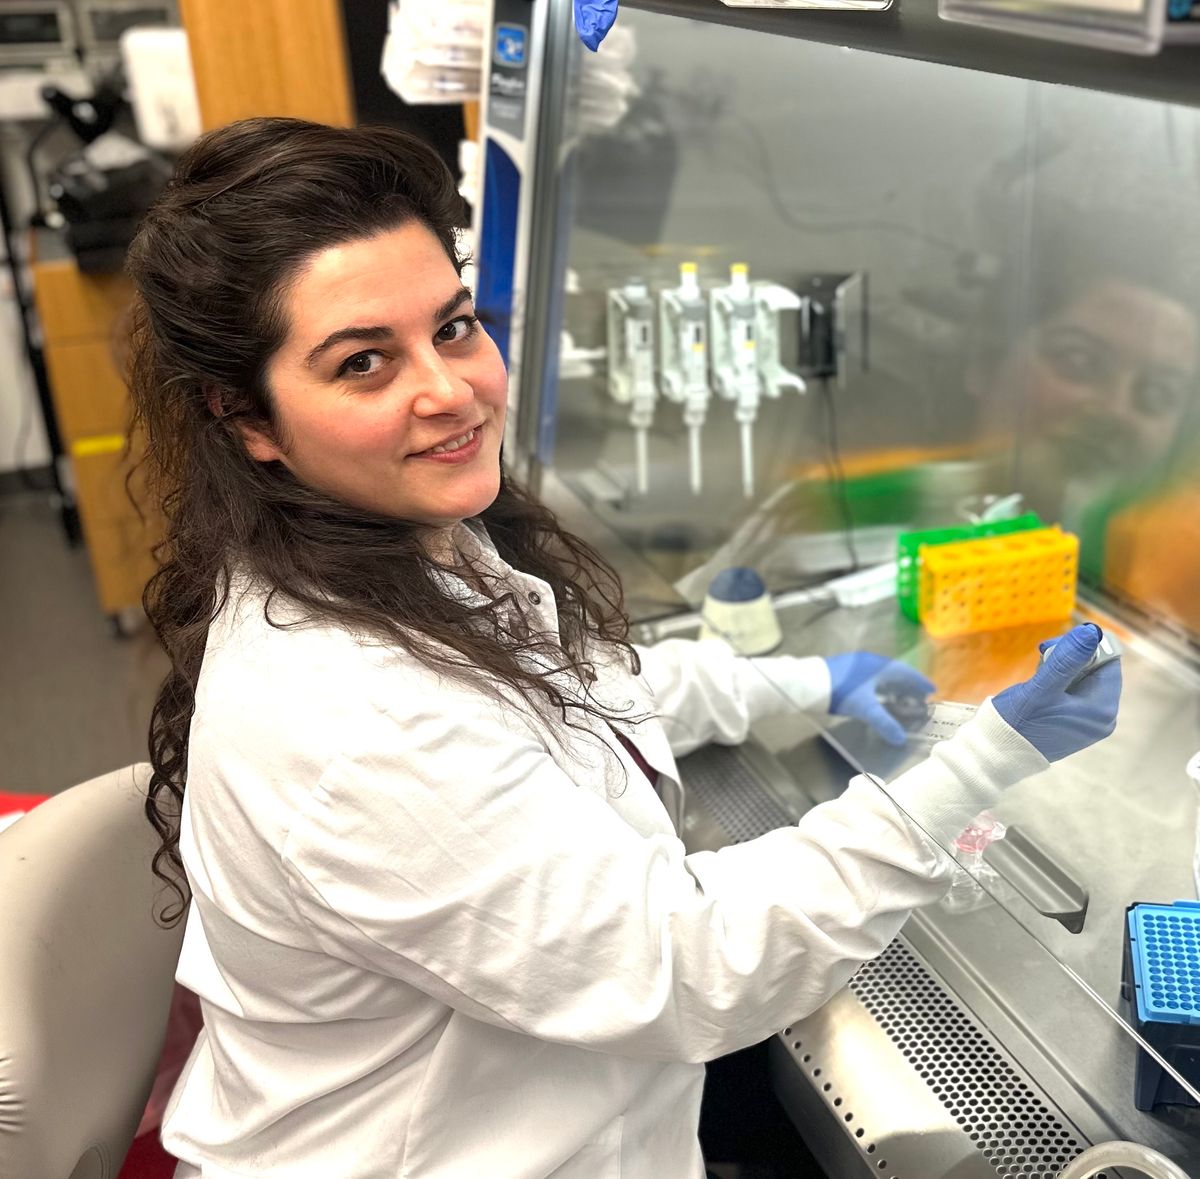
[0,764,186,1179]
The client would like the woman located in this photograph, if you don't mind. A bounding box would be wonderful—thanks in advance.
[966,207,1200,540]
[128,118,1120,1179]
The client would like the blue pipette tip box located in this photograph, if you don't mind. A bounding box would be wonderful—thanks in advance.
[1121,901,1200,1110]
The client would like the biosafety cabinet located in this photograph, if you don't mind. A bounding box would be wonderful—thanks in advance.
[475,2,1200,1175]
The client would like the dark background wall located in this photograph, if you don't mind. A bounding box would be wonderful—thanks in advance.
[339,0,467,177]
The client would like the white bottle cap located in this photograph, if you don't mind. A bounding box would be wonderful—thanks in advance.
[698,567,781,656]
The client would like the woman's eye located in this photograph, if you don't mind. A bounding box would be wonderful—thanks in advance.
[338,350,385,378]
[436,314,479,345]
[1041,343,1107,386]
[1135,376,1187,418]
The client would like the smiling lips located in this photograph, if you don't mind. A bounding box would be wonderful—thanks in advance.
[412,425,483,462]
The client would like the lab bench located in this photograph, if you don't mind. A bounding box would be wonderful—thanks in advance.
[646,593,1200,1178]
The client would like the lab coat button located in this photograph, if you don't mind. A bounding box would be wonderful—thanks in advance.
[528,591,542,605]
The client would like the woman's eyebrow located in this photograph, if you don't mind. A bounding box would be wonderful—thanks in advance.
[306,325,395,368]
[433,286,474,323]
[305,288,474,369]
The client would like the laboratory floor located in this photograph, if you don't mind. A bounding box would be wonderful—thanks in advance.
[0,489,166,795]
[702,1042,830,1178]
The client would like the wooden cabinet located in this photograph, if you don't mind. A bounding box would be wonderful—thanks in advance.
[31,255,158,619]
[42,340,130,442]
[180,0,354,130]
[29,262,133,340]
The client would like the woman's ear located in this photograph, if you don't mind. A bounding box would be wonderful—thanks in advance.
[206,386,285,462]
[238,423,286,463]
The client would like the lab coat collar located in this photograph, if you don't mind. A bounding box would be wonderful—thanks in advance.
[430,519,561,645]
[437,524,662,770]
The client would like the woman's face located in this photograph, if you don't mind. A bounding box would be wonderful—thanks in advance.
[247,221,508,527]
[981,279,1198,478]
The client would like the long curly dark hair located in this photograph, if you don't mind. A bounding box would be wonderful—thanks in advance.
[126,118,637,925]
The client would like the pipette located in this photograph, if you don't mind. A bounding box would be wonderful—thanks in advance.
[1040,629,1121,688]
[606,278,657,495]
[658,262,710,494]
[709,263,759,498]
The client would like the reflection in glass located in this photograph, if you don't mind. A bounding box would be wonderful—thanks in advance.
[549,14,1200,646]
[967,206,1200,637]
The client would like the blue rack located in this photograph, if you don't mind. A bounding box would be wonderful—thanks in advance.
[1121,901,1200,1111]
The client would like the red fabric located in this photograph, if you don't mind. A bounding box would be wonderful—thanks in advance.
[613,731,657,786]
[135,985,203,1136]
[118,1130,178,1179]
[0,792,50,814]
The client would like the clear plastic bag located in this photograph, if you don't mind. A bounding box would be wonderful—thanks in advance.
[941,809,1008,915]
[381,0,485,104]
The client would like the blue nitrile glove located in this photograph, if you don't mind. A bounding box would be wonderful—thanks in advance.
[574,0,618,51]
[824,652,936,747]
[992,623,1122,763]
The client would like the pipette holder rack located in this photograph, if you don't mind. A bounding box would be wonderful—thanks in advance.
[1121,900,1200,1111]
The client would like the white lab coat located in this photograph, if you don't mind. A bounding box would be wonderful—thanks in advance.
[162,522,1046,1179]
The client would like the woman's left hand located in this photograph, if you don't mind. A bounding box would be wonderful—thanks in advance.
[822,652,936,746]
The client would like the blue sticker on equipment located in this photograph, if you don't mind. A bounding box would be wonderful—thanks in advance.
[495,24,527,66]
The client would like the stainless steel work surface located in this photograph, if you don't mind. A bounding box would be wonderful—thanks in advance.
[751,593,1200,1029]
[672,593,1200,1175]
[770,939,1097,1179]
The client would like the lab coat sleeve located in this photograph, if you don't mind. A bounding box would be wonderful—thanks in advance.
[281,683,1045,1065]
[633,637,832,757]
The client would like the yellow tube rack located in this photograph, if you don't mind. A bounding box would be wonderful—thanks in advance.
[918,527,1078,638]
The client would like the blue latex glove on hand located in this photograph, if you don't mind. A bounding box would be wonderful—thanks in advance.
[574,0,618,50]
[824,652,936,746]
[992,623,1121,763]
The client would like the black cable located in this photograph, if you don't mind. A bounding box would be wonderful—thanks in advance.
[727,109,964,258]
[23,120,56,229]
[656,82,965,259]
[817,376,859,573]
[789,596,842,636]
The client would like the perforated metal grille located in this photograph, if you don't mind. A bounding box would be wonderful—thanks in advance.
[852,940,1088,1179]
[677,744,794,843]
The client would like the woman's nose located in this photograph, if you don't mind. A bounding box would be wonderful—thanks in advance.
[410,352,474,417]
[1104,370,1144,424]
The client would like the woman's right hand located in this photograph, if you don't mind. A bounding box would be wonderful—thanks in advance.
[992,623,1122,762]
